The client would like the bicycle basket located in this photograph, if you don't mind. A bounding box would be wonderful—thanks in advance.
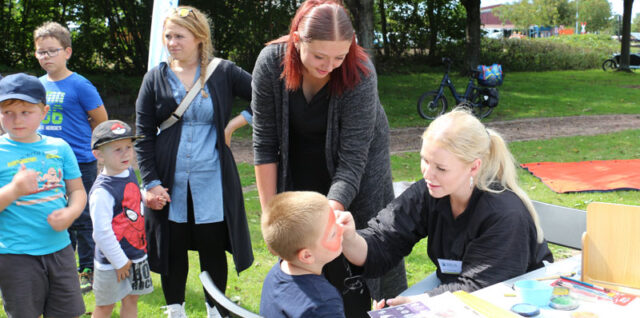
[477,64,503,87]
[479,87,499,107]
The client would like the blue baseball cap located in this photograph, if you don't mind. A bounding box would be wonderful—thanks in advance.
[0,73,47,105]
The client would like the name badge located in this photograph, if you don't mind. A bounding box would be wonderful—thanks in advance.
[438,258,462,275]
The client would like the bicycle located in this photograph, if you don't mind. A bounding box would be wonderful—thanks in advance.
[602,53,640,71]
[417,58,499,120]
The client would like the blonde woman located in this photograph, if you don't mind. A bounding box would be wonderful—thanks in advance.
[135,6,253,317]
[339,107,553,307]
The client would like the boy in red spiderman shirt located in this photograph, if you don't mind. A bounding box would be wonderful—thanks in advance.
[89,120,161,317]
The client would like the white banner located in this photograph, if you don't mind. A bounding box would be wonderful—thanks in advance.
[147,0,179,71]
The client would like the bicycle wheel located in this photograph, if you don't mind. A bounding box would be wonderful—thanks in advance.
[417,91,447,120]
[602,59,617,71]
[469,89,493,119]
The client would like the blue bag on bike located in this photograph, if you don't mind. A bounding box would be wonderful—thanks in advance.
[477,64,503,87]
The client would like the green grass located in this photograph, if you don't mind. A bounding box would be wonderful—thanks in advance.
[237,162,256,188]
[378,69,640,128]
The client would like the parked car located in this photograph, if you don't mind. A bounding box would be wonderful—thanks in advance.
[483,28,503,39]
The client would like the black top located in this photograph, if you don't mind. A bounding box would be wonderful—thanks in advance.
[288,85,331,194]
[359,179,554,296]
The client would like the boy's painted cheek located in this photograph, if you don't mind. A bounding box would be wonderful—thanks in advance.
[321,207,343,252]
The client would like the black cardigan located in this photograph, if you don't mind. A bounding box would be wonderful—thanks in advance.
[359,180,553,296]
[135,60,254,275]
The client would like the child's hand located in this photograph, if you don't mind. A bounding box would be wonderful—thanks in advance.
[47,207,77,231]
[116,260,133,282]
[11,164,39,197]
[144,191,168,210]
[147,185,170,210]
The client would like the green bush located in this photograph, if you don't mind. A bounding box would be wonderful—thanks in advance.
[437,34,618,72]
[482,35,617,71]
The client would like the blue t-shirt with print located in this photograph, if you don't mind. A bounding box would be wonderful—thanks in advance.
[0,135,81,255]
[260,261,345,318]
[39,72,104,163]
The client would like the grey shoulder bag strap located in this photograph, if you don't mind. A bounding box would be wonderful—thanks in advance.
[158,57,221,132]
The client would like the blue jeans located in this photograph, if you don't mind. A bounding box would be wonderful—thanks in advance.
[69,161,97,271]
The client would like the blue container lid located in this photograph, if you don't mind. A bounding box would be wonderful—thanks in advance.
[511,303,540,317]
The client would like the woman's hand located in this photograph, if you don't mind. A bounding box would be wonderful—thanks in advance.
[372,299,386,310]
[336,210,368,266]
[336,210,356,242]
[224,113,249,146]
[147,185,171,210]
[374,294,429,309]
[328,199,345,212]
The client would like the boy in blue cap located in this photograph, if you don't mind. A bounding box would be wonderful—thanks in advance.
[0,73,86,317]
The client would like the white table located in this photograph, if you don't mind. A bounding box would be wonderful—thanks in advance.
[472,255,639,317]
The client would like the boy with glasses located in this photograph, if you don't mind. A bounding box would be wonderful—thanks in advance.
[34,21,109,294]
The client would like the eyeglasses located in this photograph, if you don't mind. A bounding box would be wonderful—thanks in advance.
[35,48,64,59]
[173,8,194,18]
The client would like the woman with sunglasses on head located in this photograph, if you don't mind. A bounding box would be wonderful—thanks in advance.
[251,1,407,316]
[135,6,253,318]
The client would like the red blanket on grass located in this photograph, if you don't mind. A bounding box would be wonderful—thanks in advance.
[520,159,640,193]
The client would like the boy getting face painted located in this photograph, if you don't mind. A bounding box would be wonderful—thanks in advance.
[260,191,346,317]
[321,206,344,253]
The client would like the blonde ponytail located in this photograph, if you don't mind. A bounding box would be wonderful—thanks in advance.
[477,130,544,243]
[423,107,544,243]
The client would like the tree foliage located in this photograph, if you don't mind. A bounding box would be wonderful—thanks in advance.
[376,0,465,57]
[495,0,611,32]
[0,0,298,75]
[0,0,152,75]
[572,0,612,32]
[183,0,298,71]
[1,0,629,77]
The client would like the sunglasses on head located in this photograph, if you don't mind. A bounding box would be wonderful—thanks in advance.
[173,8,194,18]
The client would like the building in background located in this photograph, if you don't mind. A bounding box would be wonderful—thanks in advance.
[481,5,514,39]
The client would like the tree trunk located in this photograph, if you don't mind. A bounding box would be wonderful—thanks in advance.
[345,0,375,60]
[426,0,438,57]
[619,0,634,72]
[378,0,389,57]
[461,0,481,72]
